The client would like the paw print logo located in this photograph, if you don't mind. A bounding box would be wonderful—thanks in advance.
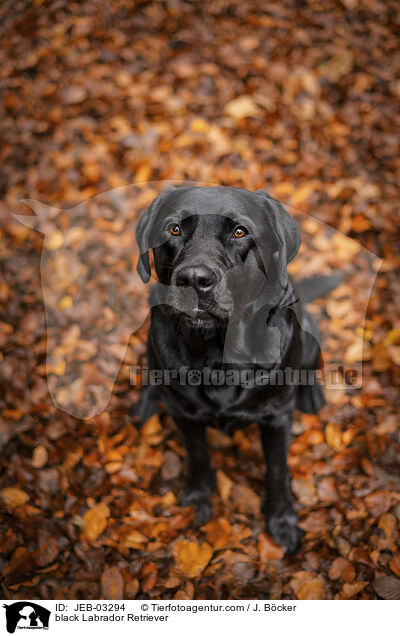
[188,369,202,386]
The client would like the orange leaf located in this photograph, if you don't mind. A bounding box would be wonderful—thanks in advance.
[1,487,29,511]
[290,571,325,599]
[101,567,124,599]
[172,540,213,578]
[258,533,284,560]
[216,470,233,502]
[325,422,343,451]
[32,445,48,469]
[203,518,233,549]
[81,502,110,541]
[389,554,400,577]
[328,557,355,582]
[378,513,396,539]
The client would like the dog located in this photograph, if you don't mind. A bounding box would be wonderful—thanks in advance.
[133,186,339,555]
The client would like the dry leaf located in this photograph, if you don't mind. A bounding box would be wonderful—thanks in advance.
[290,571,325,599]
[1,487,29,511]
[203,518,233,549]
[223,95,260,119]
[292,477,317,506]
[32,445,48,469]
[258,533,284,560]
[101,566,124,599]
[216,470,233,502]
[231,484,260,515]
[172,540,213,578]
[81,503,110,541]
[328,557,355,582]
[373,576,400,600]
[335,582,368,599]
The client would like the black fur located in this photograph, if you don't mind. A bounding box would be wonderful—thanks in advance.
[133,186,327,554]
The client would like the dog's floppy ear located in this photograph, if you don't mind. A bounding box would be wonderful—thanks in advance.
[136,187,175,283]
[255,189,301,289]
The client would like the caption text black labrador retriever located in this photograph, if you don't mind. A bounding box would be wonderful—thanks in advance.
[133,186,337,555]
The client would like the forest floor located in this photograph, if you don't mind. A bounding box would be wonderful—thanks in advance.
[0,0,399,600]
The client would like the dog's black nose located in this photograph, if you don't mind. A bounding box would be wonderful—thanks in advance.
[176,265,216,293]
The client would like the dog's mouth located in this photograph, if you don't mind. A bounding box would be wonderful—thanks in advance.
[181,307,228,329]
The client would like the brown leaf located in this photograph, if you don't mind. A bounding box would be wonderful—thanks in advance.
[161,451,182,480]
[365,491,392,517]
[389,554,400,578]
[216,470,233,502]
[203,518,233,549]
[290,571,325,599]
[223,95,260,119]
[60,85,87,104]
[328,557,356,582]
[258,533,284,560]
[36,536,59,567]
[373,576,400,600]
[172,540,213,578]
[378,513,396,539]
[1,487,29,511]
[292,477,317,506]
[32,445,48,469]
[325,422,343,451]
[335,582,368,599]
[125,578,140,599]
[317,477,338,502]
[81,503,110,541]
[231,484,260,515]
[101,566,124,599]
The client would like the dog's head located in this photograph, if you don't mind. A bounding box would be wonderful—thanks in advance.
[136,186,300,329]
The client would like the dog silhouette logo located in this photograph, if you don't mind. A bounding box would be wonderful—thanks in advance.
[3,603,50,634]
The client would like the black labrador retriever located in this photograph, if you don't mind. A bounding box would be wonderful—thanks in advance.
[133,186,332,555]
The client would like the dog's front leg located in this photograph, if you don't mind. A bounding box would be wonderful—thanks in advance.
[175,418,216,525]
[259,410,304,555]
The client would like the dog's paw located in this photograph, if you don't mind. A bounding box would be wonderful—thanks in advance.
[266,512,304,556]
[180,490,212,525]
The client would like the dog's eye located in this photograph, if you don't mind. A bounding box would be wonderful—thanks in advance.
[169,224,182,236]
[233,226,248,239]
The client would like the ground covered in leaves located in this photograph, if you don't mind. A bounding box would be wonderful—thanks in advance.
[0,0,400,600]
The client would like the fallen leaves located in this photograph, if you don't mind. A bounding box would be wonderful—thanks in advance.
[32,445,48,469]
[81,503,110,542]
[1,487,29,511]
[258,533,284,561]
[223,95,260,120]
[373,576,400,600]
[172,540,213,578]
[328,558,356,582]
[290,571,325,600]
[101,567,124,600]
[203,518,233,549]
[0,0,399,602]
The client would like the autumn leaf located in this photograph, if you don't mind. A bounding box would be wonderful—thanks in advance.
[101,567,124,599]
[1,487,29,511]
[216,470,233,502]
[328,557,356,582]
[32,445,48,469]
[373,576,400,600]
[335,582,368,599]
[258,533,284,560]
[172,540,213,578]
[231,484,260,515]
[290,571,325,600]
[81,503,110,541]
[203,518,233,549]
[292,477,317,506]
[223,95,260,119]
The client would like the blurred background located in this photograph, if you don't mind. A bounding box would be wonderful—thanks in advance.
[0,0,399,600]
